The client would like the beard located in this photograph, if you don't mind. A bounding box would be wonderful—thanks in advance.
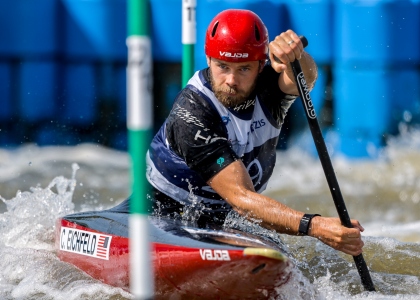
[209,70,256,108]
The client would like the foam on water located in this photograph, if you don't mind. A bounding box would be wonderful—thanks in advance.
[0,162,132,300]
[0,128,420,298]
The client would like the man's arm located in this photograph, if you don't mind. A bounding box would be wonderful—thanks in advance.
[207,160,365,256]
[268,29,318,95]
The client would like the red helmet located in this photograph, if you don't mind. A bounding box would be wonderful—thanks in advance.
[205,9,269,62]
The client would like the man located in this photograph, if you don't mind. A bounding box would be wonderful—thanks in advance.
[146,9,364,256]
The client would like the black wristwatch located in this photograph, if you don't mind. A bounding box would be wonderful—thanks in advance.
[298,214,321,235]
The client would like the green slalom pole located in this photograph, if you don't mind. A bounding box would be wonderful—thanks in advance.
[182,0,196,86]
[127,0,154,298]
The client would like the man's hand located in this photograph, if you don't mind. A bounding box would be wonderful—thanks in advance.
[309,217,365,256]
[269,29,304,73]
[269,29,317,95]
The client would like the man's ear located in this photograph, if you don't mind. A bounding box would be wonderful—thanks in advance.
[206,56,211,67]
[259,60,266,73]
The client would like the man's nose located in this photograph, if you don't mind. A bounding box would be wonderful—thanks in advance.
[225,72,237,86]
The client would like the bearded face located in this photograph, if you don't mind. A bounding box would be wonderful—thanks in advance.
[207,58,262,108]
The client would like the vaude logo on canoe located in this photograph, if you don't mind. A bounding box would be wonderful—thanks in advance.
[60,227,112,260]
[219,51,249,58]
[200,249,231,261]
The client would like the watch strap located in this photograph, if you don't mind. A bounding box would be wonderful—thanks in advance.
[298,213,321,235]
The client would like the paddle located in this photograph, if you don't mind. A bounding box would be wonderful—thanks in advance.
[275,36,376,291]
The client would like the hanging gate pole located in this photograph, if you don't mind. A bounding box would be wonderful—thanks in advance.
[182,0,196,86]
[127,0,154,298]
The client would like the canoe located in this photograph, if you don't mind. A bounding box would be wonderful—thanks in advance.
[55,202,292,299]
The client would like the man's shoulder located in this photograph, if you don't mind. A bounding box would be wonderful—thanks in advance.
[167,84,222,133]
[173,83,217,115]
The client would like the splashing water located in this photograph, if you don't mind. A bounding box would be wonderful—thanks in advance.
[0,159,132,300]
[179,178,206,223]
[0,139,420,298]
[0,163,78,251]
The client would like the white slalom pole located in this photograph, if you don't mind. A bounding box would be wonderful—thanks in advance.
[182,0,196,86]
[127,0,154,298]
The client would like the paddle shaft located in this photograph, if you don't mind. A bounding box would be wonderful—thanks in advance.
[284,36,375,291]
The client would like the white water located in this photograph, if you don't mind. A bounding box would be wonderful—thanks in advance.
[0,128,419,299]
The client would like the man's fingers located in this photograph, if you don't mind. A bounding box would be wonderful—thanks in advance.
[331,238,364,256]
[286,31,303,58]
[351,219,365,232]
[313,217,366,255]
[278,33,298,62]
[270,30,304,66]
[343,247,363,256]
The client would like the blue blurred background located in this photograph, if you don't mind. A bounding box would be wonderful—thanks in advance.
[0,0,419,157]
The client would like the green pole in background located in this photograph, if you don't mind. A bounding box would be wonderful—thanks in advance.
[127,0,154,298]
[182,0,196,86]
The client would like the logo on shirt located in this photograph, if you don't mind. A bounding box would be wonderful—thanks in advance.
[233,98,256,112]
[250,119,266,132]
[195,130,227,144]
[221,115,231,125]
[247,159,263,187]
[173,105,205,127]
[217,157,225,167]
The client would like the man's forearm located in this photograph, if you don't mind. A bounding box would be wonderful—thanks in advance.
[298,51,318,90]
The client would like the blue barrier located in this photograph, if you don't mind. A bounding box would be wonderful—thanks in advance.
[19,62,57,122]
[97,63,117,101]
[389,68,420,129]
[150,0,183,62]
[61,64,96,125]
[36,125,81,146]
[0,0,419,157]
[0,133,14,147]
[61,0,126,61]
[334,67,391,137]
[285,0,333,65]
[245,1,288,39]
[0,0,59,57]
[36,127,58,146]
[334,0,420,67]
[332,0,420,157]
[333,66,403,157]
[0,64,12,120]
[112,130,128,150]
[337,135,382,158]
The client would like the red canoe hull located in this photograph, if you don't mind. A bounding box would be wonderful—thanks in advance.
[55,215,291,299]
